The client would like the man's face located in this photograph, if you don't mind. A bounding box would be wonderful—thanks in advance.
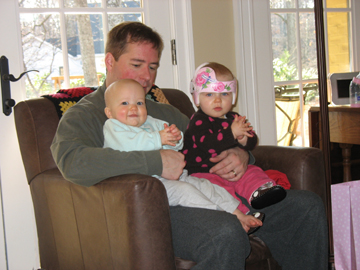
[106,42,160,94]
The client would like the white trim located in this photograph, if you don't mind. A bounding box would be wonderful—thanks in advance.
[232,0,277,145]
[59,12,70,88]
[232,0,248,117]
[172,0,195,98]
[233,0,258,123]
[18,7,145,13]
[145,0,175,89]
[0,0,39,268]
[168,0,179,89]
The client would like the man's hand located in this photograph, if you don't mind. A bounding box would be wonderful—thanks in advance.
[209,148,249,181]
[160,149,185,180]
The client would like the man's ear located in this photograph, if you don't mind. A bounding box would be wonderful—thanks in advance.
[105,53,115,71]
[104,107,113,119]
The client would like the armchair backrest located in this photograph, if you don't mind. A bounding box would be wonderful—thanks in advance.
[161,88,195,118]
[14,98,59,183]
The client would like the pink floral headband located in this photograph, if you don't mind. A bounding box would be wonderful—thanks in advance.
[190,63,237,105]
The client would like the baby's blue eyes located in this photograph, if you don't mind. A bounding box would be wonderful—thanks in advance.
[205,93,229,97]
[120,101,144,105]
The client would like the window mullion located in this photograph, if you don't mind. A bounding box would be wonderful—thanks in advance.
[298,12,305,146]
[323,4,330,77]
[102,0,109,47]
[296,8,305,146]
[59,11,70,88]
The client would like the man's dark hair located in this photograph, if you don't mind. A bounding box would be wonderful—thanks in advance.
[106,22,164,61]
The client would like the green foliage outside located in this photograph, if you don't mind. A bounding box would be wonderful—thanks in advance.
[98,72,105,85]
[273,50,319,105]
[273,50,298,82]
[26,72,53,99]
[273,50,318,82]
[70,78,85,88]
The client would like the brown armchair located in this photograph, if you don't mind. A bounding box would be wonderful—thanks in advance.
[14,88,326,270]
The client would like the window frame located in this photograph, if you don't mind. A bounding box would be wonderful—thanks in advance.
[18,2,145,89]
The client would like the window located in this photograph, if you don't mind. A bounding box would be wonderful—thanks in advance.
[19,0,143,98]
[270,0,355,146]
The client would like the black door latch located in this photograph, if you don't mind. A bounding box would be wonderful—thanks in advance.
[1,55,38,116]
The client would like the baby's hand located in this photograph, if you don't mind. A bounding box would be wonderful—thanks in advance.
[160,123,182,146]
[231,115,254,144]
[233,209,262,233]
[167,124,182,139]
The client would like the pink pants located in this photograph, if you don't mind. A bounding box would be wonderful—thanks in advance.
[192,165,276,214]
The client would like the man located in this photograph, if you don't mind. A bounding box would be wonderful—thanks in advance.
[51,22,328,269]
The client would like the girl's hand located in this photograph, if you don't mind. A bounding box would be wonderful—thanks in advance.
[231,115,253,145]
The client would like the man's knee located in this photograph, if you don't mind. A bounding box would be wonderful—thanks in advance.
[299,190,324,210]
[213,215,251,252]
[287,190,326,224]
[170,207,252,269]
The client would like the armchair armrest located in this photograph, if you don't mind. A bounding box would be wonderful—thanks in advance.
[252,145,327,206]
[31,169,176,270]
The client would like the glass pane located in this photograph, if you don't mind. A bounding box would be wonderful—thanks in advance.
[299,12,318,79]
[64,0,102,8]
[108,13,142,31]
[275,84,300,146]
[20,13,62,98]
[107,0,142,8]
[298,0,314,9]
[65,13,105,88]
[19,0,59,8]
[270,0,296,9]
[271,13,299,81]
[275,83,318,147]
[327,12,351,73]
[326,0,349,8]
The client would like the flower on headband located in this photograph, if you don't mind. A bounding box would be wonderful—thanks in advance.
[195,71,209,88]
[213,82,225,92]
